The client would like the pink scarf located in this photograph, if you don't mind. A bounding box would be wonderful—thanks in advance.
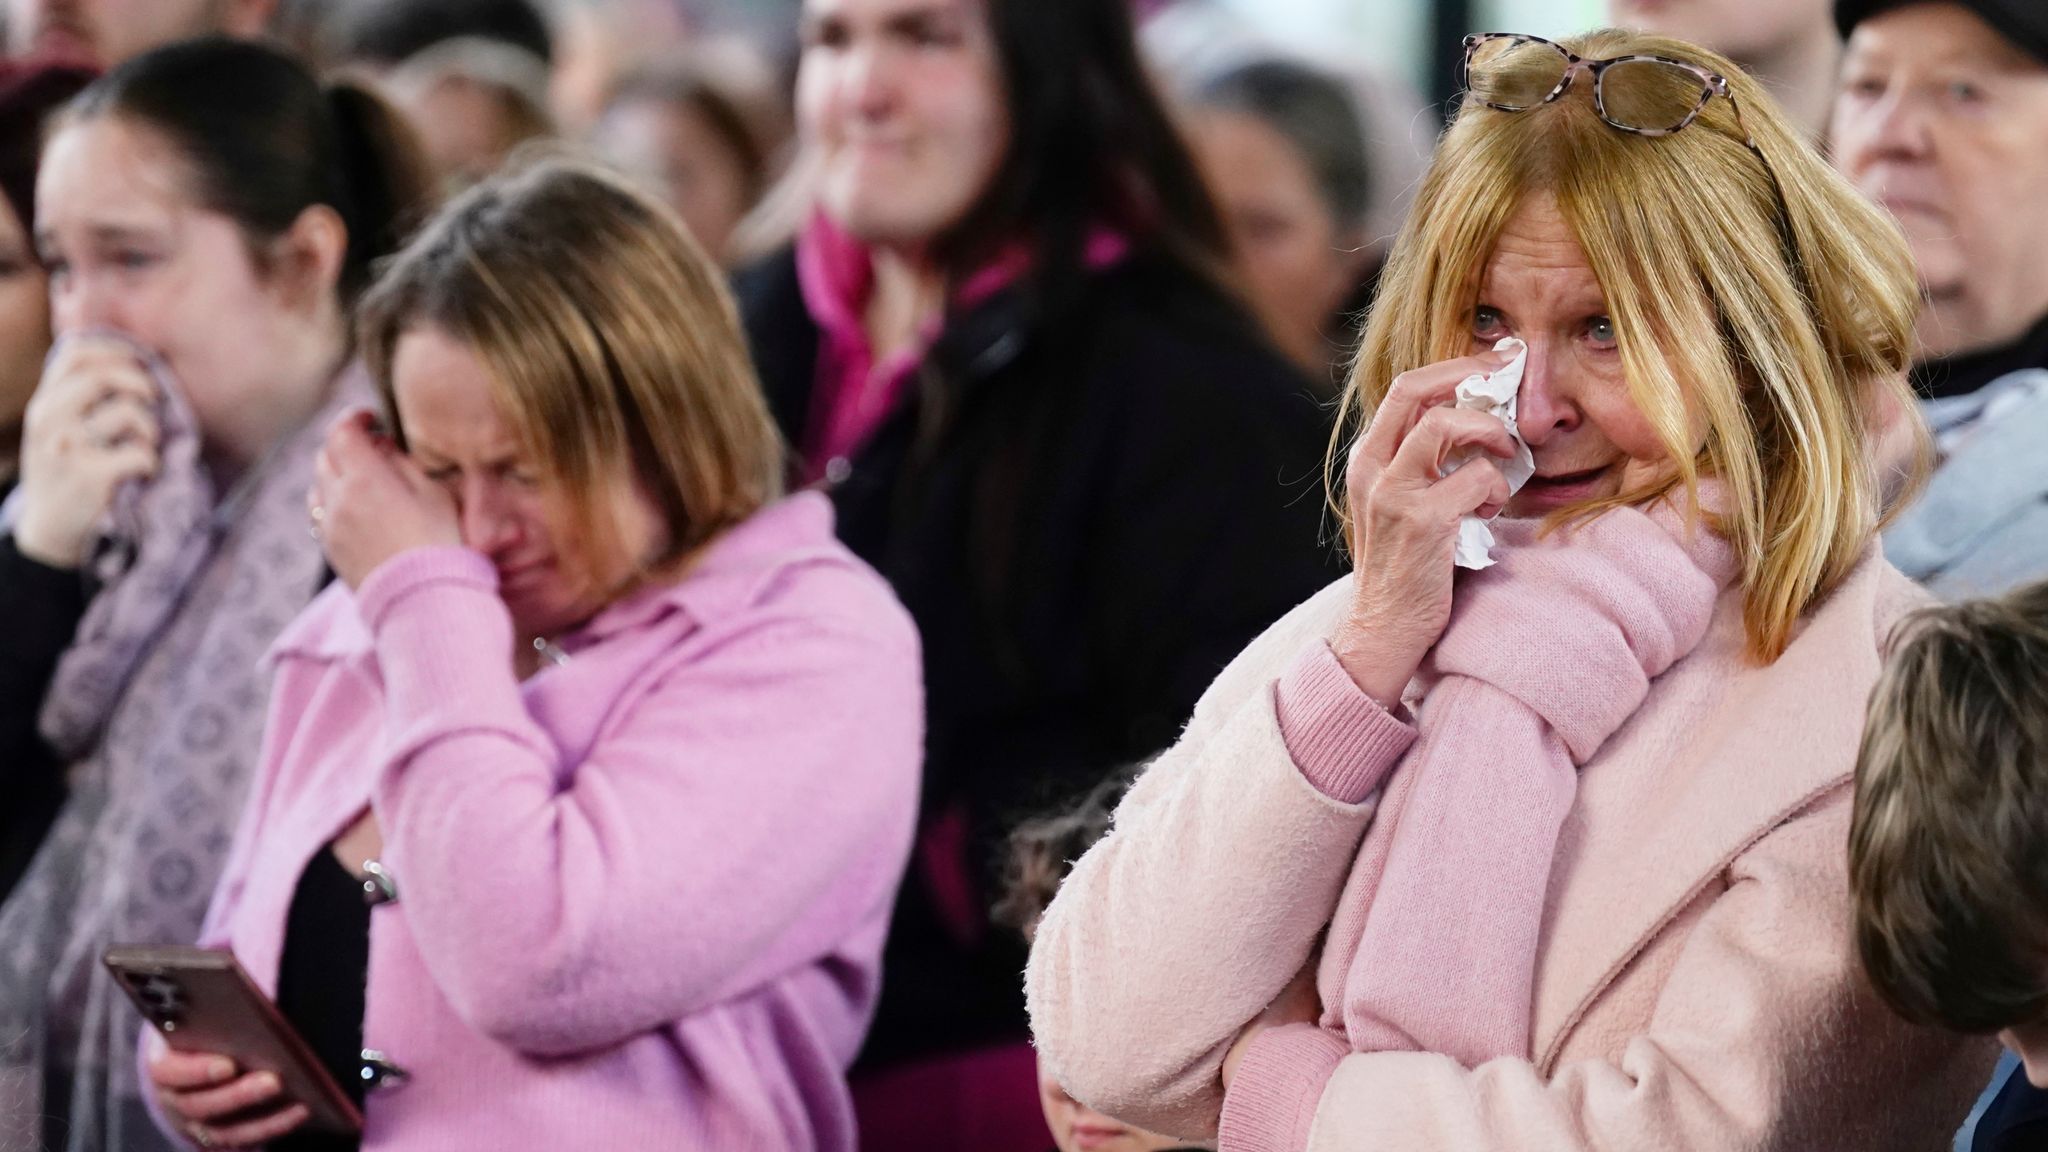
[1333,489,1738,1067]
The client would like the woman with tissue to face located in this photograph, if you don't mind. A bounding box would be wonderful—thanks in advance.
[1027,28,1998,1152]
[0,39,433,1151]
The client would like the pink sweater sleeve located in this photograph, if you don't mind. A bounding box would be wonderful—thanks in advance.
[352,546,922,1057]
[1327,506,1728,1075]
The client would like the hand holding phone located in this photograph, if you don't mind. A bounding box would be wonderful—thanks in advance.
[146,1041,311,1149]
[105,945,362,1143]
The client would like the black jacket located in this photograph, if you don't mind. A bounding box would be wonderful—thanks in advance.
[736,246,1346,1066]
[0,524,89,903]
[1914,311,2048,400]
[1975,1062,2048,1152]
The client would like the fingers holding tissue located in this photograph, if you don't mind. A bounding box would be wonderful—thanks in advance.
[1447,338,1535,569]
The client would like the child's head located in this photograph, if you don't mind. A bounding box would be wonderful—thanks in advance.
[1849,579,2048,1084]
[1000,770,1198,1152]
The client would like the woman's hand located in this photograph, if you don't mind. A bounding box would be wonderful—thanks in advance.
[1333,349,1521,707]
[10,336,161,568]
[310,410,459,589]
[1220,958,1322,1092]
[146,1043,310,1149]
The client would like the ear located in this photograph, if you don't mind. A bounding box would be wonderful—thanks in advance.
[270,204,350,314]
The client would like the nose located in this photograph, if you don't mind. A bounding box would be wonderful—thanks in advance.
[457,476,524,556]
[1510,339,1580,446]
[842,40,897,121]
[1849,84,1934,170]
[51,270,124,336]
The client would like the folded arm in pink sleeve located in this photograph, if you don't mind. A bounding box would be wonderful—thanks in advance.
[354,547,923,1057]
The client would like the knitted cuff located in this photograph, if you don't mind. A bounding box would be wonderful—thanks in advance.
[1273,642,1417,804]
[1218,1023,1349,1152]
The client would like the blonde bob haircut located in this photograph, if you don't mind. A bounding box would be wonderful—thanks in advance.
[1338,28,1924,661]
[358,154,785,596]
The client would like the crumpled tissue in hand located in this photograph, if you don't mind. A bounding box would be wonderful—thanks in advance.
[1447,337,1536,570]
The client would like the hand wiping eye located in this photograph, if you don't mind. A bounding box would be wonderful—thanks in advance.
[1445,337,1537,569]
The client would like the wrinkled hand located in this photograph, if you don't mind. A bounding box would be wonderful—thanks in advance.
[1220,957,1322,1092]
[146,1040,309,1149]
[11,336,161,568]
[310,410,459,589]
[1332,349,1520,707]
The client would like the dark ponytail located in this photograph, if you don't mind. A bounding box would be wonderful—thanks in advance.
[322,80,436,299]
[64,37,435,304]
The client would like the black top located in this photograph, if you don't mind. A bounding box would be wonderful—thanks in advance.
[1974,1062,2048,1152]
[736,247,1346,1068]
[1914,311,2048,400]
[272,848,370,1152]
[0,525,90,902]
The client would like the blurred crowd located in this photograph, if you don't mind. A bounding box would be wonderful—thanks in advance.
[0,0,2043,1150]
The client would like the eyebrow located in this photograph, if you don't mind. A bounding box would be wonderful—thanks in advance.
[35,222,168,252]
[803,0,960,32]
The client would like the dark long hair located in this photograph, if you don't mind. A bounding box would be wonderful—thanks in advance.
[64,37,435,304]
[935,0,1235,321]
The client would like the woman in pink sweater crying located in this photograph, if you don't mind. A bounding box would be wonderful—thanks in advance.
[138,157,924,1152]
[1027,28,1999,1152]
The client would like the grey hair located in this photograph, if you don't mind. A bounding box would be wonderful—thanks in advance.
[1191,57,1372,231]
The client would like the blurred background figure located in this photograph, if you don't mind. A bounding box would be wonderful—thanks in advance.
[0,38,431,1152]
[735,0,1341,1146]
[1607,0,1844,138]
[319,0,553,75]
[1834,0,2048,599]
[593,57,775,266]
[0,58,94,908]
[1181,57,1378,392]
[3,0,273,68]
[1832,0,2048,1139]
[318,0,557,190]
[384,36,555,190]
[1138,0,1430,283]
[0,60,89,498]
[1833,0,2048,394]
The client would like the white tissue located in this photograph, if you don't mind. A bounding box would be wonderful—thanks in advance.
[1447,337,1536,570]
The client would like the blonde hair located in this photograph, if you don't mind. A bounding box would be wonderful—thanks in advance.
[358,154,785,599]
[1336,28,1926,661]
[1849,581,2048,1033]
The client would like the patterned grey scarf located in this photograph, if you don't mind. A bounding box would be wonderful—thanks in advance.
[0,357,365,1152]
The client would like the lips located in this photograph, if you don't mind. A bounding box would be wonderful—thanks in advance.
[1068,1121,1134,1151]
[496,559,552,590]
[1514,465,1612,511]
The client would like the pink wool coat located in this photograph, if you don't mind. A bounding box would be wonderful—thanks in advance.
[1026,541,1997,1152]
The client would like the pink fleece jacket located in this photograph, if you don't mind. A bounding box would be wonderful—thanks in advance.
[1025,512,1997,1152]
[1333,501,1733,1068]
[143,492,924,1151]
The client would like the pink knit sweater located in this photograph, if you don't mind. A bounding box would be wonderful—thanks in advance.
[1026,508,1996,1152]
[1329,501,1734,1067]
[142,493,925,1151]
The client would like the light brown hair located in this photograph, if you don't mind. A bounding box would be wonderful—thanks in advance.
[1335,28,1927,661]
[994,768,1139,944]
[1849,580,2048,1033]
[357,154,784,597]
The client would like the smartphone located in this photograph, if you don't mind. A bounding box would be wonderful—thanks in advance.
[103,945,363,1135]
